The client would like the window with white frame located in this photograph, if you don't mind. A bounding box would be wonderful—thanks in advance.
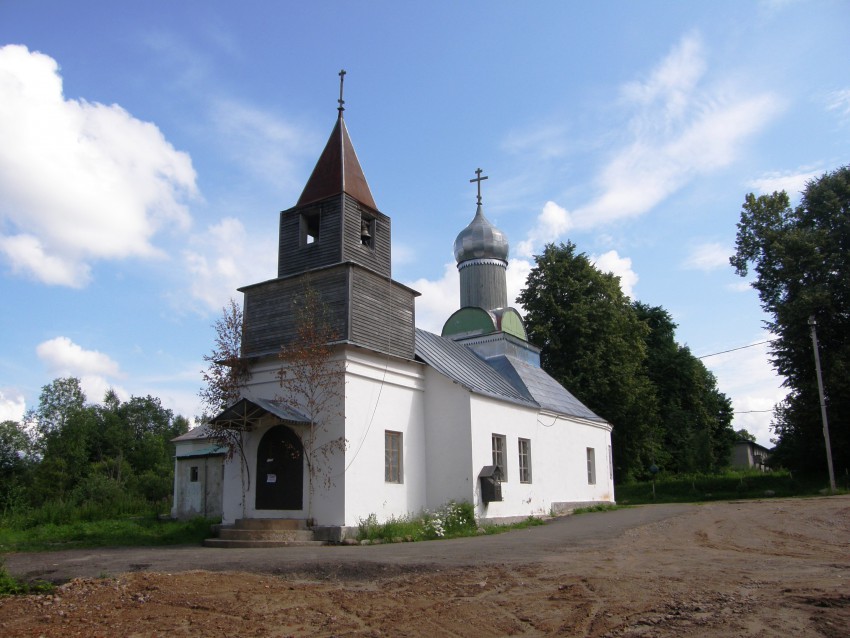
[586,447,596,485]
[385,430,403,483]
[518,438,532,483]
[608,445,613,480]
[492,434,507,481]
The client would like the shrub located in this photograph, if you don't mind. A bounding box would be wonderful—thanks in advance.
[614,469,831,504]
[0,560,53,596]
[357,501,479,542]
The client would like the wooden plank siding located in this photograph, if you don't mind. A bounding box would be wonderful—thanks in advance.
[244,192,415,361]
[241,263,417,360]
[277,194,391,279]
[241,267,350,358]
[350,267,416,359]
[340,195,391,278]
[277,198,343,278]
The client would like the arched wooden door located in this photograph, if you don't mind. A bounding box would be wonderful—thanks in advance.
[255,425,304,511]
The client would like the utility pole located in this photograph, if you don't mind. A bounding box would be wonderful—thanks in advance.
[808,315,837,493]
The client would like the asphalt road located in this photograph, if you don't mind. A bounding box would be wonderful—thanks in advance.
[5,503,696,583]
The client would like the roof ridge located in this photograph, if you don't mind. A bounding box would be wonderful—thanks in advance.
[297,116,377,209]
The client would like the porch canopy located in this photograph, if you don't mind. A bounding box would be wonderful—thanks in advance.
[210,397,310,430]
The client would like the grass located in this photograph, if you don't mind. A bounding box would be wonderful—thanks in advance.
[357,501,546,543]
[0,515,216,553]
[0,560,54,597]
[614,469,843,505]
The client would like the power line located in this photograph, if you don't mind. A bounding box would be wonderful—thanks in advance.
[697,339,775,360]
[733,409,774,414]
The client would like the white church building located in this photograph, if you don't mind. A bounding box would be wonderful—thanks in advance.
[172,88,614,535]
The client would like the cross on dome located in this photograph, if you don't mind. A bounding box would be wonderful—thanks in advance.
[470,168,488,206]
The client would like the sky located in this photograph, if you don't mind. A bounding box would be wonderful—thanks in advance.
[1,1,848,448]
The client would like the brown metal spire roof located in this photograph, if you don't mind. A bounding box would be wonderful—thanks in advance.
[296,114,377,209]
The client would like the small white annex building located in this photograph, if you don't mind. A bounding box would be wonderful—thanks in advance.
[172,90,614,533]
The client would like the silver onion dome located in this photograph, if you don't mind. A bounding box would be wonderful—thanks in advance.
[453,205,509,263]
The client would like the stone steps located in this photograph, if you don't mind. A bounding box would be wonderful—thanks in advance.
[203,518,327,548]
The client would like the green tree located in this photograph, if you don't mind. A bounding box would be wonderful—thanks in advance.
[633,303,736,473]
[25,376,86,442]
[25,378,187,506]
[731,165,850,476]
[518,242,660,481]
[0,420,31,474]
[0,420,33,510]
[735,428,757,443]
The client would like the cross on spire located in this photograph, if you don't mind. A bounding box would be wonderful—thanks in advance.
[470,168,488,206]
[337,69,346,116]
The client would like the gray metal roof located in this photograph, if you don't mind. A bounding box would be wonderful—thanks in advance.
[172,425,213,442]
[486,355,607,423]
[415,329,536,407]
[415,329,607,424]
[453,204,509,263]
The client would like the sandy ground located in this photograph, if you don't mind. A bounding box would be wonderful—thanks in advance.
[1,496,848,637]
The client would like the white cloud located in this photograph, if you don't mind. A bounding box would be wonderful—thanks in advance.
[406,262,459,334]
[0,234,90,287]
[572,33,783,229]
[592,250,639,298]
[748,168,821,196]
[506,258,532,310]
[0,45,197,287]
[36,336,123,378]
[210,99,315,191]
[36,336,128,405]
[516,201,572,259]
[682,242,730,272]
[0,388,26,422]
[392,242,415,267]
[825,88,850,123]
[621,32,705,121]
[183,217,277,312]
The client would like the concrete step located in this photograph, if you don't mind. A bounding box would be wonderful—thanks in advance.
[233,518,307,531]
[218,528,316,542]
[203,538,327,549]
[204,518,326,548]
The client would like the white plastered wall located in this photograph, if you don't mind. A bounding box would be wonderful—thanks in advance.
[341,348,426,526]
[468,395,614,520]
[219,355,348,525]
[422,369,475,509]
[220,348,427,527]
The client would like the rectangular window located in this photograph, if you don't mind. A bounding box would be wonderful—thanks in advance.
[518,438,532,483]
[492,434,507,481]
[385,431,402,483]
[586,447,596,485]
[608,445,613,480]
[190,466,199,483]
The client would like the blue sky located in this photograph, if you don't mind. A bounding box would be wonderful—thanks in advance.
[1,1,848,447]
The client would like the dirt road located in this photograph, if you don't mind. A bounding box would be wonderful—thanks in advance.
[1,496,848,637]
